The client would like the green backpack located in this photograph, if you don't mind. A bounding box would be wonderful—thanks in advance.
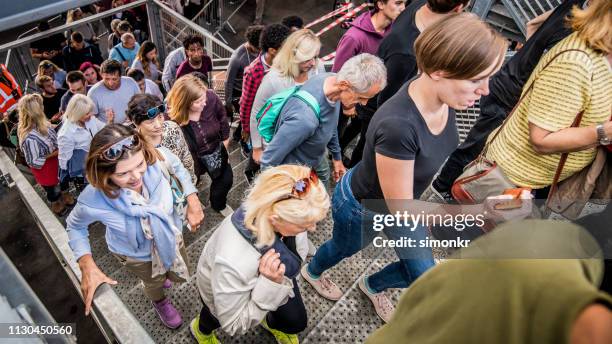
[255,86,321,144]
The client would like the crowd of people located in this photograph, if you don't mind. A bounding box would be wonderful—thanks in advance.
[0,0,611,343]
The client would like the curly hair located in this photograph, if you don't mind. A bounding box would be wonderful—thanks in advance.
[260,24,291,53]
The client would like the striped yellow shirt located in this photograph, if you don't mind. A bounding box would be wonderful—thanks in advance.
[486,32,611,189]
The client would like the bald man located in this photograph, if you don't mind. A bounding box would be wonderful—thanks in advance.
[109,32,140,69]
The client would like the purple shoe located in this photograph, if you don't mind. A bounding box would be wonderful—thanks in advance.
[163,279,172,289]
[152,298,183,329]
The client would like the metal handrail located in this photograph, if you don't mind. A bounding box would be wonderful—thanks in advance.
[0,0,148,53]
[151,0,234,54]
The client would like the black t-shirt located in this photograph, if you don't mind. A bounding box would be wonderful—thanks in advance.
[42,89,67,120]
[483,0,582,114]
[376,0,425,108]
[31,33,66,67]
[351,81,459,202]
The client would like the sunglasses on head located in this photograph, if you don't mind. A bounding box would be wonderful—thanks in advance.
[42,63,53,69]
[145,103,166,119]
[100,135,140,161]
[275,169,319,203]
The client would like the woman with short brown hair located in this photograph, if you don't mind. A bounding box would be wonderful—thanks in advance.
[167,74,233,216]
[66,124,203,329]
[302,13,508,323]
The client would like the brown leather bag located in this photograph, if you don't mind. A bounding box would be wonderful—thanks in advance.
[451,49,589,204]
[546,147,611,219]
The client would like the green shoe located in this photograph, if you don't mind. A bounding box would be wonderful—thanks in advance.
[260,318,299,344]
[190,316,221,344]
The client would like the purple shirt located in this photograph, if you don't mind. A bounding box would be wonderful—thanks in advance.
[175,56,213,81]
[331,11,392,73]
[189,90,230,155]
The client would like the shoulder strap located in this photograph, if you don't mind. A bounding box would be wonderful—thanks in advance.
[546,110,585,204]
[481,49,591,157]
[294,90,321,120]
[114,47,127,61]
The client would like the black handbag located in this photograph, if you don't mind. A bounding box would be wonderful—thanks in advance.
[198,143,228,179]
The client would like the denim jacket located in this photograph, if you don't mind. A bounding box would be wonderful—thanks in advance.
[66,147,197,262]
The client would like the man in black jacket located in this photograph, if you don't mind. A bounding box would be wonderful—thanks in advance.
[62,32,103,72]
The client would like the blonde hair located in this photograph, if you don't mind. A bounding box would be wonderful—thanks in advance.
[243,165,330,246]
[166,74,207,126]
[37,60,62,77]
[272,29,321,79]
[17,94,50,145]
[415,13,507,79]
[64,94,94,123]
[569,0,611,54]
[66,8,82,23]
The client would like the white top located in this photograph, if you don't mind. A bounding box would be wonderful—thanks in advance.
[145,79,163,101]
[87,77,140,124]
[196,216,295,336]
[131,59,161,82]
[57,117,106,169]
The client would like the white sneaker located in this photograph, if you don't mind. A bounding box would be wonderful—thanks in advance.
[358,275,395,323]
[218,205,234,217]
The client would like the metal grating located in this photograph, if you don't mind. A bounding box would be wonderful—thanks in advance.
[455,102,481,144]
[500,0,563,35]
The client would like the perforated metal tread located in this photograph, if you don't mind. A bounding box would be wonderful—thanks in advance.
[75,133,408,344]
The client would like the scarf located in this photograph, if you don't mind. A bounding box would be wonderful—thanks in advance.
[107,162,185,273]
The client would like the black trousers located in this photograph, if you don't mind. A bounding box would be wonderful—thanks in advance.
[338,116,361,153]
[198,279,308,335]
[347,113,372,168]
[208,163,233,212]
[433,100,508,194]
[43,178,70,203]
[244,154,260,184]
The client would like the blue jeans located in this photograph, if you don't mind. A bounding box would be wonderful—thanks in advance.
[308,167,435,293]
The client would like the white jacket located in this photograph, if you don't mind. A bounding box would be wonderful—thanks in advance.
[196,216,295,335]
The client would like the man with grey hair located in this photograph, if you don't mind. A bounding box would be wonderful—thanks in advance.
[109,32,140,69]
[261,53,386,184]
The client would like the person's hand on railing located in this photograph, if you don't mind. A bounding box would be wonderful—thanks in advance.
[78,254,118,316]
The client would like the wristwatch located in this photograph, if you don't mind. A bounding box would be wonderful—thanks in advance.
[596,124,611,145]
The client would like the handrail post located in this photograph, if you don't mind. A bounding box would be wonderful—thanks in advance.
[146,0,167,62]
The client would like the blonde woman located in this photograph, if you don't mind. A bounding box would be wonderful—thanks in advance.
[58,94,106,191]
[484,0,611,197]
[66,8,97,43]
[250,29,325,161]
[37,60,67,89]
[192,165,330,344]
[166,74,233,216]
[132,41,161,82]
[17,94,74,215]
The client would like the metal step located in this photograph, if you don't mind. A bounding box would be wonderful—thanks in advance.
[74,127,409,343]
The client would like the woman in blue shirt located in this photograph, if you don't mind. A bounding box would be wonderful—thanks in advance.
[66,124,204,329]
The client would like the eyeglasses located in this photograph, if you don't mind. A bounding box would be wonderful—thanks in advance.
[275,169,319,203]
[100,135,140,161]
[145,103,166,119]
